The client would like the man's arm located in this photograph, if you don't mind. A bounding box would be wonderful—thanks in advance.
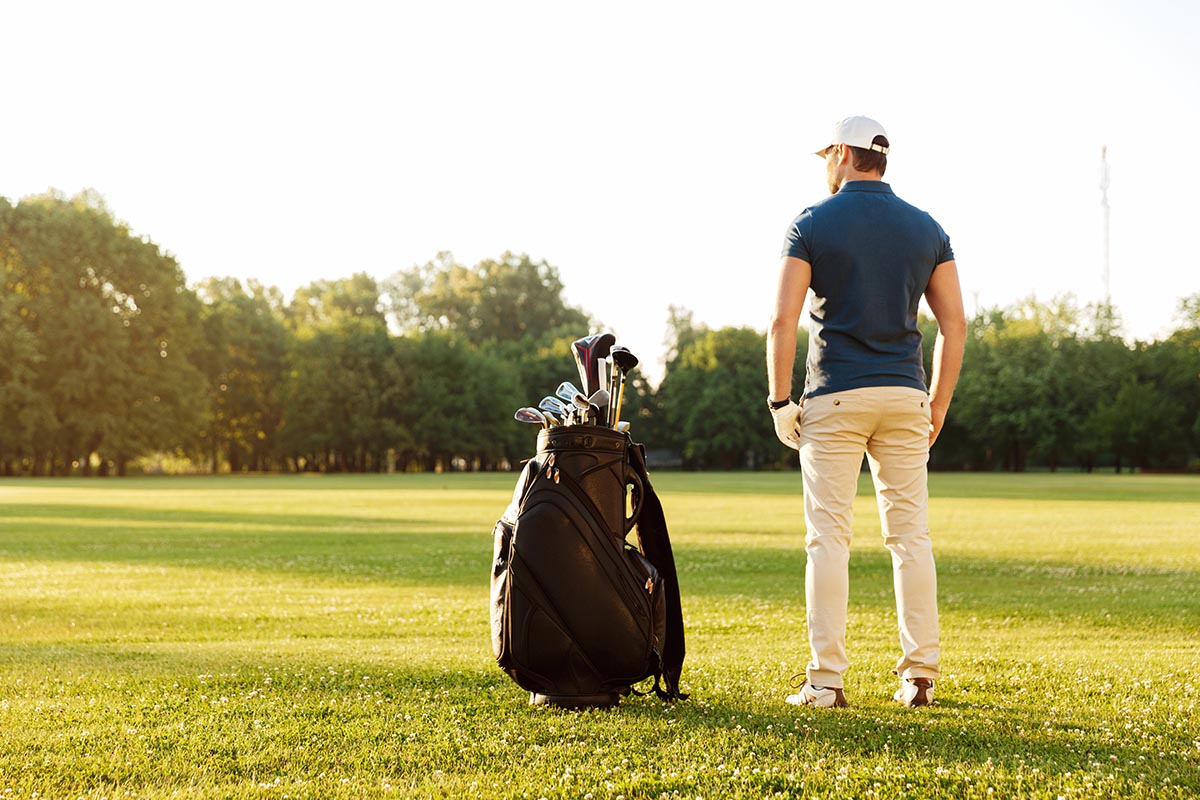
[767,256,812,402]
[923,260,967,446]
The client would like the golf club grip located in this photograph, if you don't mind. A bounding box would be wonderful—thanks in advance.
[623,469,643,536]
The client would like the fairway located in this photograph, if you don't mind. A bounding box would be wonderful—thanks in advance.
[1,472,1197,799]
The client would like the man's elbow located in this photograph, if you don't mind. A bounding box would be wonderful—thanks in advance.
[768,312,801,338]
[939,316,968,342]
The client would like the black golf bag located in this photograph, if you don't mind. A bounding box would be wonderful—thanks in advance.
[490,423,686,708]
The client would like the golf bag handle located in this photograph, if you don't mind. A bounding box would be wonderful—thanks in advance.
[623,468,644,536]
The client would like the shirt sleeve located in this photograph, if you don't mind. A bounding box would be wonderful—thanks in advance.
[782,211,813,261]
[934,221,954,264]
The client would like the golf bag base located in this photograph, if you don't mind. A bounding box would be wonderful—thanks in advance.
[529,691,622,710]
[491,424,686,708]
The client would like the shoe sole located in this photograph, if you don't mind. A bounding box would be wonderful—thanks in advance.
[787,690,848,708]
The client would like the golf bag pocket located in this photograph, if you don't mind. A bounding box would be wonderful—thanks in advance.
[490,516,515,665]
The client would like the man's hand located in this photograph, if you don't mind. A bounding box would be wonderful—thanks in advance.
[929,404,948,447]
[771,400,802,451]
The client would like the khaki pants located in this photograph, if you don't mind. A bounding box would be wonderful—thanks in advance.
[798,386,939,688]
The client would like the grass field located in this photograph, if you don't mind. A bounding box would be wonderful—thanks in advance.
[1,471,1197,799]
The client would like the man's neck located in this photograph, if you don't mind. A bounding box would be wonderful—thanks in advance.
[838,169,883,189]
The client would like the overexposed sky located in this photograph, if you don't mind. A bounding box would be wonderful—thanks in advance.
[7,0,1199,384]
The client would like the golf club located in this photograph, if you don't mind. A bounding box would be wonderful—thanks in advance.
[607,356,619,425]
[514,407,549,428]
[555,381,584,405]
[571,333,616,396]
[588,389,610,426]
[593,333,616,398]
[539,396,570,421]
[609,346,639,429]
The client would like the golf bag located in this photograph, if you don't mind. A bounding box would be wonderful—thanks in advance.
[490,423,686,708]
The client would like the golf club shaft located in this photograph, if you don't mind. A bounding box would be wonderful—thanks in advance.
[613,372,627,428]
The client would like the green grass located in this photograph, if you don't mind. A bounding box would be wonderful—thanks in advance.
[1,472,1197,799]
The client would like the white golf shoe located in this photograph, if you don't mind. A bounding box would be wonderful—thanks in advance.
[785,681,848,708]
[893,677,935,707]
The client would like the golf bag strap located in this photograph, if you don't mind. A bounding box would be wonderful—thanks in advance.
[629,442,687,701]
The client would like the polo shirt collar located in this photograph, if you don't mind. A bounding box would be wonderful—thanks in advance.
[839,181,893,194]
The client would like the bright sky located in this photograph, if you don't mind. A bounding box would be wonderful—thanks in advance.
[8,0,1199,385]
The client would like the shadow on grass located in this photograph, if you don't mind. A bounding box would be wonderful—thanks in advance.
[0,502,493,588]
[0,502,469,530]
[647,471,1200,504]
[1,502,1198,630]
[0,473,514,492]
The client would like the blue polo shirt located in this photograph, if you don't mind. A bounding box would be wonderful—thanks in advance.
[782,181,954,399]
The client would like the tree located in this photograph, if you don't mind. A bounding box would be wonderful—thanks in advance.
[656,327,778,469]
[279,276,397,472]
[289,272,386,328]
[194,278,290,472]
[388,332,522,471]
[1063,335,1134,472]
[951,296,1123,472]
[1101,377,1186,471]
[1,191,206,475]
[1134,317,1200,469]
[1165,293,1200,465]
[384,251,592,345]
[0,292,46,475]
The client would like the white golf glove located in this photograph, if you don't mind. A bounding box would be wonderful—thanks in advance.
[770,400,802,451]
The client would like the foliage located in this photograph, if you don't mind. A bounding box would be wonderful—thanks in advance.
[656,327,780,469]
[948,295,1199,472]
[2,188,1198,474]
[0,190,206,475]
[280,282,397,473]
[385,251,591,344]
[388,332,523,471]
[194,278,289,472]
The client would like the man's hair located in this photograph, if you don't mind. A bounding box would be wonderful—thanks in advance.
[849,135,889,176]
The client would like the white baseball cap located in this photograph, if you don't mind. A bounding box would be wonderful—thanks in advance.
[815,116,890,157]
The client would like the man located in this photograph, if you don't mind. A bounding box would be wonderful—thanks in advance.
[766,116,966,708]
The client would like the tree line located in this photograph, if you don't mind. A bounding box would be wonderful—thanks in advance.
[2,191,1197,476]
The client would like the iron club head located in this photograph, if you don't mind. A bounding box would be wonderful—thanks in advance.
[555,381,583,404]
[539,396,569,418]
[514,407,549,428]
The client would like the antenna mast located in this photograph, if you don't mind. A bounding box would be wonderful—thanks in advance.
[1100,145,1111,305]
